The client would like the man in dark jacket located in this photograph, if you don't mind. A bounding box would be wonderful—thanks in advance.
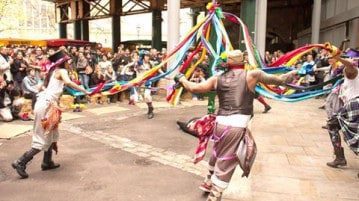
[0,75,22,122]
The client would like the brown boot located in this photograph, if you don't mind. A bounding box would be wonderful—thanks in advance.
[327,147,347,168]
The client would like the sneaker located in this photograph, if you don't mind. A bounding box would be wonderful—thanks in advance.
[199,182,212,193]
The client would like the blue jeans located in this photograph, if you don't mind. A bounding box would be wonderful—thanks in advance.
[79,74,89,89]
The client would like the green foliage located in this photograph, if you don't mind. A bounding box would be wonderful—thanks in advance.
[0,0,24,33]
[0,0,56,36]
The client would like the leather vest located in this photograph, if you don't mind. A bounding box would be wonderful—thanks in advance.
[217,69,255,115]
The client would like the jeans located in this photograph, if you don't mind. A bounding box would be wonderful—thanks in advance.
[78,74,89,89]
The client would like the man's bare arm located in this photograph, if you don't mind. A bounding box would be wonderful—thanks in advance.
[333,56,357,79]
[250,69,297,84]
[179,75,217,93]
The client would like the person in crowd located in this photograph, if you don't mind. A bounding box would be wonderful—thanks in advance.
[0,46,14,81]
[94,49,103,65]
[11,50,91,179]
[85,52,95,70]
[160,48,167,72]
[149,48,161,65]
[0,77,23,122]
[27,52,42,82]
[11,51,29,95]
[76,52,90,89]
[98,55,112,74]
[34,47,45,80]
[264,51,272,65]
[175,49,297,201]
[189,68,206,100]
[314,49,330,86]
[69,46,78,64]
[104,65,117,82]
[198,55,211,79]
[117,48,132,73]
[324,54,359,178]
[111,52,122,75]
[21,68,39,110]
[90,64,105,87]
[121,51,139,105]
[104,65,118,103]
[302,54,316,86]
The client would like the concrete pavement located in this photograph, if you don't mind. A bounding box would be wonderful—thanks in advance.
[0,95,358,201]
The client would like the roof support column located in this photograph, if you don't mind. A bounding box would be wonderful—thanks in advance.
[152,9,162,51]
[81,20,89,41]
[59,23,67,39]
[74,20,82,40]
[190,8,200,27]
[311,0,321,44]
[81,1,90,41]
[111,0,122,53]
[59,5,68,38]
[167,0,180,66]
[166,0,180,95]
[240,0,256,50]
[254,0,267,57]
[350,18,359,49]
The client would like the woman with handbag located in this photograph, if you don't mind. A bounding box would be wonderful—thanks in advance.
[11,50,91,179]
[76,52,90,89]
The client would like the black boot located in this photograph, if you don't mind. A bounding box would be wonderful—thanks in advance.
[327,117,340,130]
[12,148,40,179]
[327,147,347,168]
[41,143,60,171]
[147,107,154,119]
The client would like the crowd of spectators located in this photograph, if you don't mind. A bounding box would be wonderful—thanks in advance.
[0,44,168,121]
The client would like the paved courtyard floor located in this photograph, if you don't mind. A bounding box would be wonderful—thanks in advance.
[0,96,358,201]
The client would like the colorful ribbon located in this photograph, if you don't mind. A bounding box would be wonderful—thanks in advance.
[66,3,344,105]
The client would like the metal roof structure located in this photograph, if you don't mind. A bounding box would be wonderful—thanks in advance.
[44,0,310,23]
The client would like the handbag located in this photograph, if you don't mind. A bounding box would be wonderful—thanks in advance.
[85,65,93,75]
[236,129,257,177]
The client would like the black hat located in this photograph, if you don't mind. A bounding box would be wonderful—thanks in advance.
[48,50,70,63]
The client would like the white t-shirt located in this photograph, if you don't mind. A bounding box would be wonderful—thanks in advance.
[340,68,359,103]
